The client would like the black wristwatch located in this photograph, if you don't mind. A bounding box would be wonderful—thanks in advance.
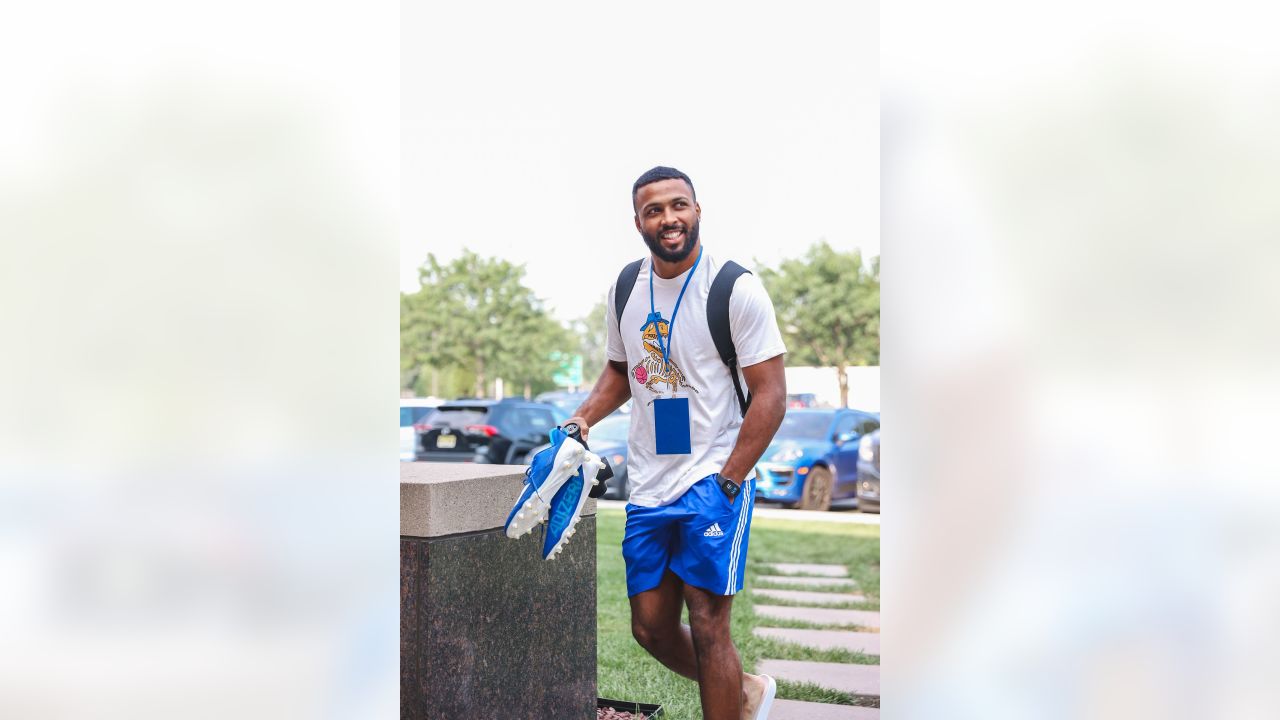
[719,475,742,501]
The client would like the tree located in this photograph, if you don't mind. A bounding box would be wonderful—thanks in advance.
[568,297,610,389]
[759,242,879,407]
[401,251,574,398]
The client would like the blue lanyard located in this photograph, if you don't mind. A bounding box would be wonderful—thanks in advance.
[644,246,703,371]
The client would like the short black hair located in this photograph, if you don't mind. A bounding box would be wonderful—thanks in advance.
[632,166,696,210]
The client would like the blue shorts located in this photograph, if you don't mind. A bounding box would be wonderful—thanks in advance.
[623,474,756,597]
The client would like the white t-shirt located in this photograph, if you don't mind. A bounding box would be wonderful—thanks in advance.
[606,250,786,507]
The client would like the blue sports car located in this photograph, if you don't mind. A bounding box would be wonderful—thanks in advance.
[753,408,880,511]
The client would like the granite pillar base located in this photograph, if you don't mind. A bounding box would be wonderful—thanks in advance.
[401,463,597,720]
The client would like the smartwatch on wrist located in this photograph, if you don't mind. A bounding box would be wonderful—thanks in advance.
[718,475,741,501]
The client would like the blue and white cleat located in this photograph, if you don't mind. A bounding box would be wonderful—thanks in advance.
[504,427,587,539]
[542,451,605,560]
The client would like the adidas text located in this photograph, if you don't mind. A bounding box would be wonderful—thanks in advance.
[704,523,724,537]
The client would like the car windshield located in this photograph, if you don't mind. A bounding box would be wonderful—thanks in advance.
[425,407,488,428]
[774,412,834,440]
[492,405,559,437]
[591,416,630,444]
[400,407,433,427]
[538,392,590,413]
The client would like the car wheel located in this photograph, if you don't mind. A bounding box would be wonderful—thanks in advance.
[797,466,833,511]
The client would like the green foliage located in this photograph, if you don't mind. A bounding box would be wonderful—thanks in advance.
[568,296,610,389]
[758,242,879,406]
[401,251,574,398]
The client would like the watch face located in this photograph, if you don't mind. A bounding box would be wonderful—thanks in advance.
[722,479,739,496]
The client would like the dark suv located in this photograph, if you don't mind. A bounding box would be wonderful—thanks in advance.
[415,399,566,464]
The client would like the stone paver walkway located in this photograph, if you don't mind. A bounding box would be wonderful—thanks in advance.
[767,562,849,577]
[758,659,879,697]
[752,588,866,605]
[758,574,858,588]
[769,699,879,719]
[753,627,880,656]
[753,559,878,716]
[754,605,881,629]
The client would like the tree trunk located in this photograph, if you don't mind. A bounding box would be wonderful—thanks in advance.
[524,382,531,400]
[430,367,439,397]
[474,358,485,399]
[837,365,849,408]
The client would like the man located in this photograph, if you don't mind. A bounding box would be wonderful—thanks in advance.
[566,166,787,720]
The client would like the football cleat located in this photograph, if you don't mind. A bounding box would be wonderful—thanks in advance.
[541,450,605,560]
[504,428,587,539]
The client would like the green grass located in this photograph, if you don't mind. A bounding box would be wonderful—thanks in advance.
[596,509,880,719]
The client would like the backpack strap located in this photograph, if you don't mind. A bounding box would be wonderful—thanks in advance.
[707,261,752,416]
[614,259,644,334]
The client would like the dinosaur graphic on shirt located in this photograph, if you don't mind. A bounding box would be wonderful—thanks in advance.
[632,318,699,397]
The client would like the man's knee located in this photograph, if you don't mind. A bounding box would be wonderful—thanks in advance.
[687,600,732,648]
[631,618,676,651]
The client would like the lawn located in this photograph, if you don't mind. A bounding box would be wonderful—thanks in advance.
[596,507,880,719]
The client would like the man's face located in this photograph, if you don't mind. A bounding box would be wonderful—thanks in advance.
[634,178,701,263]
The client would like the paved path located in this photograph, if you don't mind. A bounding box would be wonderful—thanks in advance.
[767,563,850,577]
[751,558,880,715]
[757,575,858,588]
[752,588,867,605]
[758,659,879,697]
[769,699,879,719]
[754,605,881,629]
[754,627,880,656]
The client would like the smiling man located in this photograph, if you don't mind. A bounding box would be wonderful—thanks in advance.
[566,166,788,720]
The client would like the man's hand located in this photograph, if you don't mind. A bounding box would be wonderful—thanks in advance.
[716,473,743,507]
[564,415,590,443]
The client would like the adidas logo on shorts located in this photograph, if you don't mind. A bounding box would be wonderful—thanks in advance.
[704,522,725,537]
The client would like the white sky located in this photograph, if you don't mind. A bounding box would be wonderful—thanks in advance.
[403,1,879,323]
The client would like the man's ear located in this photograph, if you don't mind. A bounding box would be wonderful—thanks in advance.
[634,214,642,233]
[695,202,701,218]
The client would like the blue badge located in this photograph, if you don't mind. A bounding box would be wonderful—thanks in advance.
[654,397,692,455]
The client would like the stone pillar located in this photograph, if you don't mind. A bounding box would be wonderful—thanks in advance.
[401,463,597,720]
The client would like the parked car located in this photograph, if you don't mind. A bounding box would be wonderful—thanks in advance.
[534,390,591,416]
[522,413,633,501]
[415,399,567,464]
[786,393,819,408]
[855,429,880,513]
[535,391,633,417]
[753,408,880,511]
[400,397,441,461]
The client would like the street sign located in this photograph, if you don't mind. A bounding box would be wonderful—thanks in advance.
[550,352,583,387]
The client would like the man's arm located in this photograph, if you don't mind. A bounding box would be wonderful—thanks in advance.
[718,355,787,486]
[564,360,631,442]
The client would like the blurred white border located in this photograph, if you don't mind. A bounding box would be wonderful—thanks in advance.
[885,2,1280,718]
[1,2,398,717]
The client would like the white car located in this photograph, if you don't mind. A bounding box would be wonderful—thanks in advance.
[400,397,442,460]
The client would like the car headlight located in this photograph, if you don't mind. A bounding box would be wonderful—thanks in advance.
[771,447,804,463]
[859,434,875,461]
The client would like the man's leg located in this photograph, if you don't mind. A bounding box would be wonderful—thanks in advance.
[684,582,742,720]
[628,570,698,680]
[630,572,769,719]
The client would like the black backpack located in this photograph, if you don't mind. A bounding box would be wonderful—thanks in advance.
[614,259,753,415]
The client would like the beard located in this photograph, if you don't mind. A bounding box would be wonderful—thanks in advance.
[642,219,700,263]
